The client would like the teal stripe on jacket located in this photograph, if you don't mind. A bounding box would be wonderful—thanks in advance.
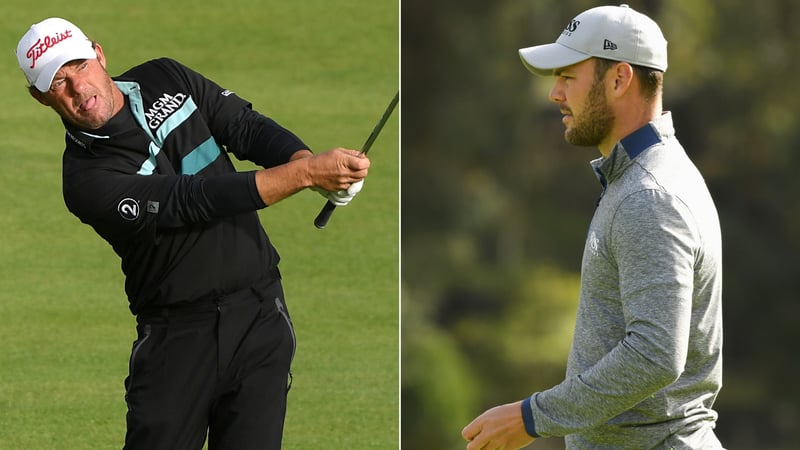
[182,137,222,175]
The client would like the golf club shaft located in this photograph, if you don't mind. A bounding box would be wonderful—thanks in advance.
[314,92,399,229]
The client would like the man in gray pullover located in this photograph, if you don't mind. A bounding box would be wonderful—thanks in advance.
[462,5,724,449]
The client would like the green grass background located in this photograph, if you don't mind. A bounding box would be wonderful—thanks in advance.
[0,0,398,448]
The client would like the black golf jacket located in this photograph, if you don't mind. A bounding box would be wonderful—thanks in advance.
[61,58,308,314]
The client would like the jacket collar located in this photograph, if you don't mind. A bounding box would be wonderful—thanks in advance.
[591,112,675,185]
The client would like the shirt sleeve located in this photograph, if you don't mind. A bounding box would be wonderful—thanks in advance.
[224,107,310,168]
[528,189,699,437]
[161,58,309,168]
[63,162,265,246]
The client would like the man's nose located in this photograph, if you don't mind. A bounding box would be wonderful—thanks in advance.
[549,78,565,103]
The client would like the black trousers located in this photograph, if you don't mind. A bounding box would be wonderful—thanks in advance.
[123,278,295,450]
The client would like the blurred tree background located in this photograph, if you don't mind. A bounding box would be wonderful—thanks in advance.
[401,1,800,449]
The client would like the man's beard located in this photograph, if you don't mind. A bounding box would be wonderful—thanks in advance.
[565,80,615,147]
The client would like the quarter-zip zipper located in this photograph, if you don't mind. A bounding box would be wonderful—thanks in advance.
[595,167,608,206]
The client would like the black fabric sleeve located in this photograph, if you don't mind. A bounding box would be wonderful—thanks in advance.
[224,107,310,169]
[156,59,309,168]
[160,171,266,227]
[63,166,266,244]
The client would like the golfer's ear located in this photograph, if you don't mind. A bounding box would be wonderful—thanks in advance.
[29,86,50,106]
[93,42,108,70]
[612,62,634,96]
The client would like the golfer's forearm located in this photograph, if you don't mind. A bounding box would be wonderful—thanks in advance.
[289,149,314,161]
[196,150,313,212]
[254,158,313,206]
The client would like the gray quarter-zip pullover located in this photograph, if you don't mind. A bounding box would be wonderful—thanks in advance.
[523,113,724,449]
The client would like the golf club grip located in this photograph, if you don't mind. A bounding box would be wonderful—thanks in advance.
[314,201,337,229]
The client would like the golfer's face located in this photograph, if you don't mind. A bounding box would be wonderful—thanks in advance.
[549,59,614,147]
[38,46,118,130]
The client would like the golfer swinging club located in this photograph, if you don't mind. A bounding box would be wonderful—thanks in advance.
[462,5,724,449]
[17,17,369,450]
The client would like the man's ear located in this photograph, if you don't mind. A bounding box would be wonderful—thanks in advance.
[611,62,634,97]
[93,42,108,70]
[29,86,50,106]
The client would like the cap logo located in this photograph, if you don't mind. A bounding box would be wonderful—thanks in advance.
[563,19,580,36]
[26,29,74,69]
[603,39,618,50]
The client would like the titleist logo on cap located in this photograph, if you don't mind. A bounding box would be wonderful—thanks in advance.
[26,29,73,69]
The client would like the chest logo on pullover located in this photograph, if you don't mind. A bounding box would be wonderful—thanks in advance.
[145,92,188,130]
[587,231,600,257]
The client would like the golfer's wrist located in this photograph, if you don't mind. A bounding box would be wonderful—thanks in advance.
[521,396,540,438]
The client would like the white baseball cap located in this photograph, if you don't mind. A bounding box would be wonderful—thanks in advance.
[519,4,667,76]
[16,18,97,92]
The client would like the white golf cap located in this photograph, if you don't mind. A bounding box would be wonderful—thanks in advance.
[519,4,667,76]
[16,18,97,92]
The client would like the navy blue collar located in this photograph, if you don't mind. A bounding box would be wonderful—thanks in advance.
[620,122,662,160]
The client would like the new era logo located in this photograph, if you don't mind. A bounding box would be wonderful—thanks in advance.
[603,39,618,50]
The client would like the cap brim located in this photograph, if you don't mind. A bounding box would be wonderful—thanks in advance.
[32,45,97,92]
[518,43,591,77]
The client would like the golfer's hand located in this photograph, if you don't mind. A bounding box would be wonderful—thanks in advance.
[462,401,535,450]
[307,148,370,192]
